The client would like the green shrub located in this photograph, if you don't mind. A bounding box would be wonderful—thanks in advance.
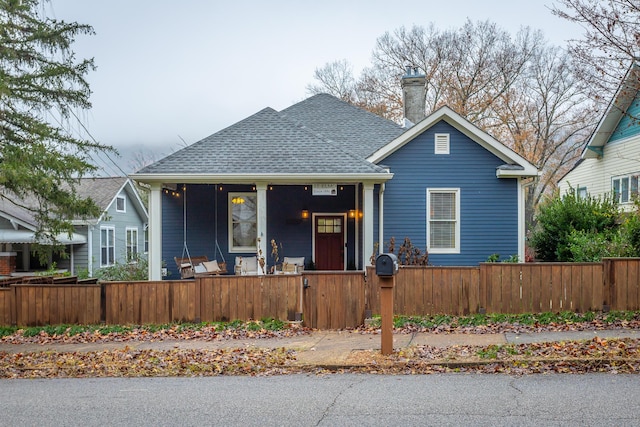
[621,201,640,256]
[94,255,149,281]
[529,189,619,261]
[486,253,500,263]
[567,229,634,262]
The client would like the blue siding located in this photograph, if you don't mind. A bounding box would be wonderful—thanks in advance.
[380,121,519,265]
[610,92,640,142]
[93,187,148,273]
[163,184,358,277]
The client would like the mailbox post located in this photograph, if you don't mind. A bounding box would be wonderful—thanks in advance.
[375,253,398,355]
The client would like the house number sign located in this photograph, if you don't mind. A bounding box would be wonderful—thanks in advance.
[312,184,337,196]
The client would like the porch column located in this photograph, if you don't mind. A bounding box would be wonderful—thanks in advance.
[363,183,375,269]
[518,177,525,262]
[256,182,268,274]
[149,182,163,281]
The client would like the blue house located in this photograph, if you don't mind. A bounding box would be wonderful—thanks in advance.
[133,70,538,279]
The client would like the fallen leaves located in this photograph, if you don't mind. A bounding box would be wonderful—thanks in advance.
[0,324,313,345]
[2,337,639,378]
[0,347,300,379]
[344,337,640,375]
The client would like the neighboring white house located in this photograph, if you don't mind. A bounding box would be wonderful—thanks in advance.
[559,62,640,211]
[0,177,148,276]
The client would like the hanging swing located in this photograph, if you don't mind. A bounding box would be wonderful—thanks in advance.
[173,184,227,278]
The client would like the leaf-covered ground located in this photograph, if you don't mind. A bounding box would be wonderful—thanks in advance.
[0,323,313,345]
[2,311,639,345]
[344,337,640,375]
[1,337,639,378]
[1,312,639,378]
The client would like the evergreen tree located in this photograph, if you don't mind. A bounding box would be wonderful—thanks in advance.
[0,0,114,258]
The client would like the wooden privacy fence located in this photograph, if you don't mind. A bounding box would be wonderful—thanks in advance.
[104,275,301,325]
[303,272,366,330]
[1,258,639,328]
[366,266,480,316]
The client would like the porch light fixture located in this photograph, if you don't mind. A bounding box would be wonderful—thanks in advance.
[348,209,357,219]
[301,209,309,219]
[231,196,245,204]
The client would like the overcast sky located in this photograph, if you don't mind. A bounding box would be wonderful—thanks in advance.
[47,0,582,174]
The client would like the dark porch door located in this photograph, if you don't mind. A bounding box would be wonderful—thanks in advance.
[314,216,344,270]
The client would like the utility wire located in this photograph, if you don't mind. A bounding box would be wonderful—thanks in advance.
[67,108,128,177]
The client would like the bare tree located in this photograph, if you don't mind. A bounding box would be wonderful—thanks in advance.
[492,45,598,227]
[551,0,640,104]
[306,59,357,103]
[307,19,597,222]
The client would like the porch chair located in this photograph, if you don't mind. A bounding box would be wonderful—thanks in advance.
[281,256,305,274]
[234,256,259,275]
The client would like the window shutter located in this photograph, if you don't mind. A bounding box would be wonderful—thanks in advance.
[435,133,450,154]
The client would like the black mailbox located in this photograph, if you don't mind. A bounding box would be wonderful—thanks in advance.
[376,253,398,277]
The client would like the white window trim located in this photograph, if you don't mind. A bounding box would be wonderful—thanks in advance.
[100,226,115,267]
[612,173,639,204]
[434,133,450,155]
[116,195,126,213]
[126,227,139,262]
[143,224,149,254]
[426,188,460,254]
[228,192,258,253]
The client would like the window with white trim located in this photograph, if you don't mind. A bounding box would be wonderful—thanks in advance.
[434,133,450,155]
[100,226,115,266]
[143,224,149,253]
[612,173,639,203]
[427,188,460,253]
[229,192,257,252]
[126,227,138,262]
[116,195,126,212]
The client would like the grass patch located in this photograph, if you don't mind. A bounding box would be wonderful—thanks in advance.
[388,310,640,329]
[4,318,291,339]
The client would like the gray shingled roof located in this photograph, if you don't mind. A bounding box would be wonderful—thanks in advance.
[74,177,129,212]
[280,93,405,158]
[136,94,404,176]
[137,103,392,175]
[0,177,130,226]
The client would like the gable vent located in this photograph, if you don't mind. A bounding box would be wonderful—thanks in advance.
[435,133,450,155]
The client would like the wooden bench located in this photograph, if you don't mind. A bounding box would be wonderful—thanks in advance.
[174,256,227,279]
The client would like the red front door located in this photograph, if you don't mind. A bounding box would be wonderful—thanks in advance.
[314,215,344,270]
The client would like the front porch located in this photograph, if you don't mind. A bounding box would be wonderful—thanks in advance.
[153,182,381,280]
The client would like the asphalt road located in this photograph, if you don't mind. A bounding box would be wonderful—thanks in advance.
[1,374,638,426]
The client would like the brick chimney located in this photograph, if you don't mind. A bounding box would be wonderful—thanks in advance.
[401,66,426,127]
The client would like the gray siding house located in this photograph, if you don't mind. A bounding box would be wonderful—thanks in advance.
[0,177,148,276]
[133,70,538,279]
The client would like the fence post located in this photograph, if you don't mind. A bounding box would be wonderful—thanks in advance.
[602,259,612,312]
[478,264,487,314]
[10,285,17,326]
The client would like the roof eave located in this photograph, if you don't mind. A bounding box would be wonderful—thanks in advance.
[130,172,394,185]
[496,169,540,178]
[581,62,640,159]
